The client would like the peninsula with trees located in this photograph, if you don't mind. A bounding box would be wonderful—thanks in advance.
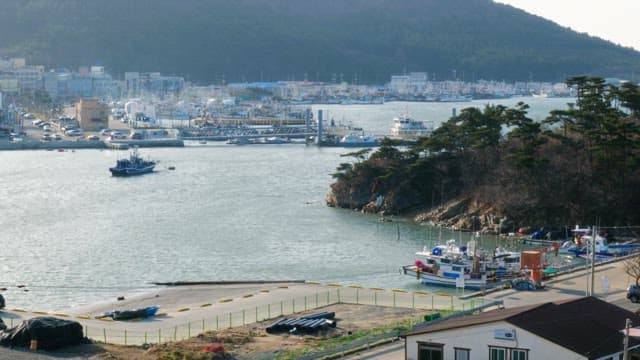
[326,76,640,233]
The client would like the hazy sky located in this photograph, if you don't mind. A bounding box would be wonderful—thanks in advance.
[495,0,640,51]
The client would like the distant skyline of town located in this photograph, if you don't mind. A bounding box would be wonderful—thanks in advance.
[0,57,579,106]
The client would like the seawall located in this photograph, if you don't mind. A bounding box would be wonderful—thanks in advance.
[0,139,184,151]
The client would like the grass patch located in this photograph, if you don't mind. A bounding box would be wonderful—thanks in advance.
[272,317,420,360]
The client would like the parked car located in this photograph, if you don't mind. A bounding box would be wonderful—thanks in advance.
[65,129,83,136]
[109,131,127,139]
[52,133,62,140]
[86,135,100,141]
[99,128,113,136]
[628,285,640,303]
[41,133,52,141]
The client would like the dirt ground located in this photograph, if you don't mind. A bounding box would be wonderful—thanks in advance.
[40,304,426,359]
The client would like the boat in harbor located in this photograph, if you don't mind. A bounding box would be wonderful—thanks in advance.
[109,147,156,176]
[390,115,432,139]
[402,241,517,290]
[337,133,378,147]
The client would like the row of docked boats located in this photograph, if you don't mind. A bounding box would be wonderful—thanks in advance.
[402,239,523,290]
[404,228,640,291]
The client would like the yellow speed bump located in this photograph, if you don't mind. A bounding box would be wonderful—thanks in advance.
[348,285,362,289]
[155,313,167,317]
[277,285,289,289]
[259,289,270,293]
[305,281,321,285]
[327,283,342,287]
[392,289,408,293]
[219,298,233,303]
[97,317,113,322]
[369,287,384,291]
[242,294,253,298]
[200,303,212,308]
[413,291,429,295]
[76,315,91,320]
[177,308,190,312]
[11,308,26,313]
[435,292,451,297]
[32,311,48,315]
[53,313,70,317]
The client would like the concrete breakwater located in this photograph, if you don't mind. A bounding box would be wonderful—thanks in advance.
[0,139,184,151]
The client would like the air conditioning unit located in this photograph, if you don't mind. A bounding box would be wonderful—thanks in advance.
[494,329,516,340]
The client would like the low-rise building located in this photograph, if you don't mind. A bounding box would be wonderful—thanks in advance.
[75,98,109,131]
[404,297,640,360]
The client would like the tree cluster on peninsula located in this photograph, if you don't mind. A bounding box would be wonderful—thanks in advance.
[327,77,640,232]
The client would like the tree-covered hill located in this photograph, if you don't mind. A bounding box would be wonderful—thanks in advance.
[327,77,640,230]
[0,0,639,84]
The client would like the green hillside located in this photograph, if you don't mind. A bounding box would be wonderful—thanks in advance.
[1,0,639,84]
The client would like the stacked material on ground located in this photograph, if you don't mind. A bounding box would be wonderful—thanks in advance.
[266,311,337,334]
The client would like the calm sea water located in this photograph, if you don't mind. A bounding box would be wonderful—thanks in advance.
[0,97,571,311]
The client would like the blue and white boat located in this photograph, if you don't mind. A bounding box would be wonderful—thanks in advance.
[109,147,156,176]
[563,227,640,257]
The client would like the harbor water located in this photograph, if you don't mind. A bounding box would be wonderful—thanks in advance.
[0,98,572,311]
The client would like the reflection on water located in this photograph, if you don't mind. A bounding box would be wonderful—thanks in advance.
[0,98,572,311]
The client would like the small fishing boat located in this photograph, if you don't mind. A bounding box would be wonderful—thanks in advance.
[109,147,156,176]
[101,305,159,321]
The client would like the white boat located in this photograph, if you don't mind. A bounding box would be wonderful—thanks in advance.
[338,133,378,147]
[403,256,491,290]
[390,115,432,139]
[403,240,521,289]
[487,247,521,274]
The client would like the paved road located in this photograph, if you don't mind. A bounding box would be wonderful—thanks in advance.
[1,258,638,358]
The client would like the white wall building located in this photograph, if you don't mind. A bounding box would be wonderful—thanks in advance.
[404,297,640,360]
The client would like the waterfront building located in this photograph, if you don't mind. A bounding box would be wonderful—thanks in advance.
[76,98,109,131]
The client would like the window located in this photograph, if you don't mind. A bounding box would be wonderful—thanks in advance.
[512,349,528,360]
[418,343,443,360]
[455,347,470,360]
[490,346,506,360]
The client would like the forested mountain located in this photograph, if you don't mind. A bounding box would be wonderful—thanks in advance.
[1,0,639,84]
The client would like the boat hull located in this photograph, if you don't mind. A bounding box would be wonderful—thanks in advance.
[109,165,155,176]
[403,265,503,290]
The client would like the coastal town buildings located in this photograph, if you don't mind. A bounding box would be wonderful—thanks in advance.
[403,297,640,360]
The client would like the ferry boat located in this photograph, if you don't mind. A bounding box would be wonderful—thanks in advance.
[109,147,156,176]
[390,115,432,139]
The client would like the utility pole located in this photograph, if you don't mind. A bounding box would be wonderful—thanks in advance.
[623,318,631,360]
[591,226,596,296]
